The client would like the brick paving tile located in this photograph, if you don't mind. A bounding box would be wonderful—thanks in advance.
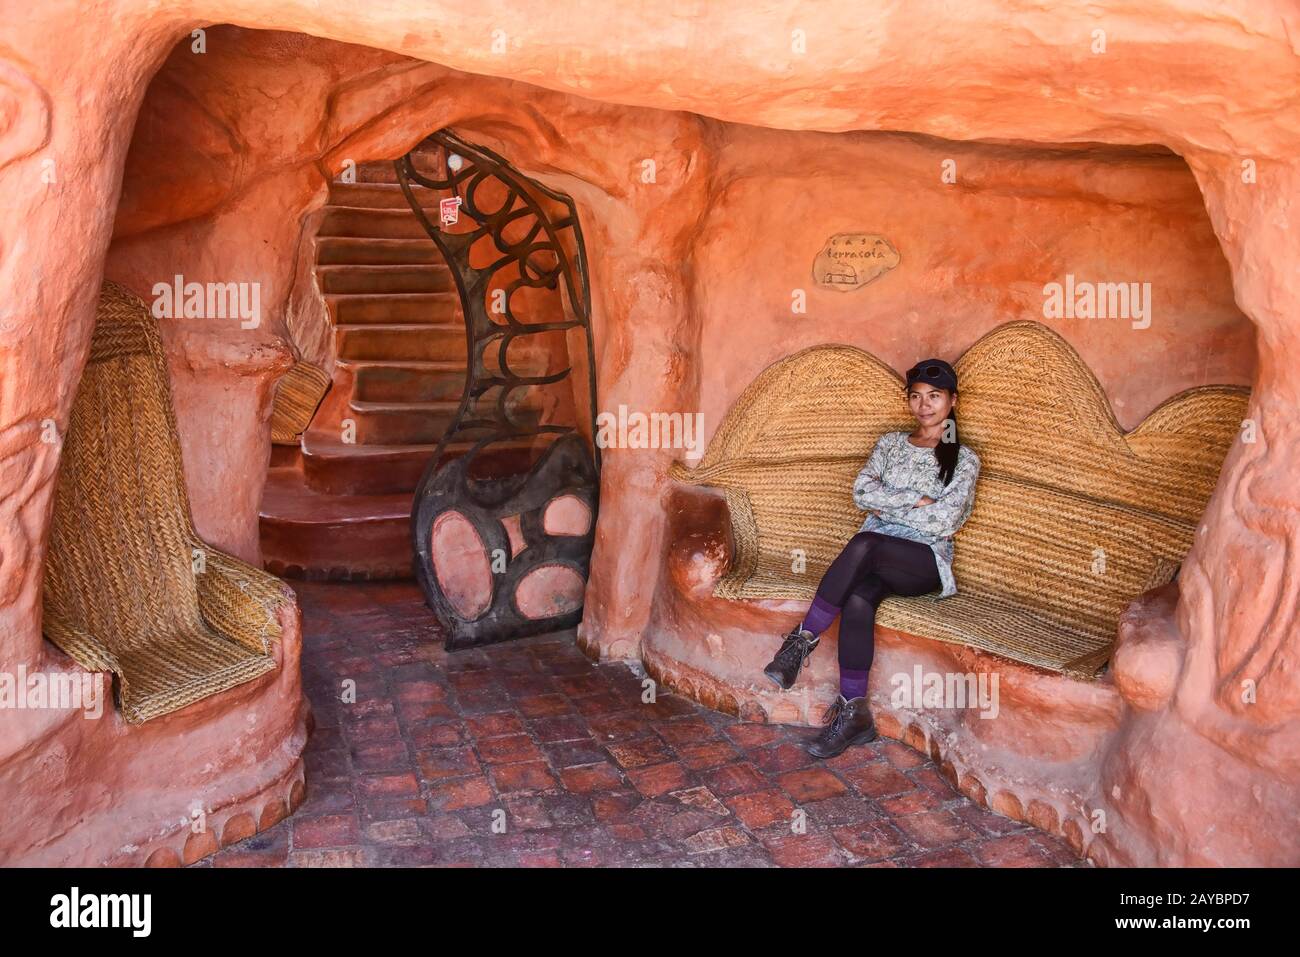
[701,761,777,796]
[403,718,463,749]
[841,761,915,799]
[358,796,430,823]
[487,760,559,793]
[763,833,853,868]
[587,714,652,741]
[725,789,796,830]
[675,740,741,770]
[476,733,546,765]
[590,790,641,821]
[778,767,849,803]
[972,833,1057,867]
[723,723,790,749]
[606,736,675,769]
[465,712,526,739]
[626,761,691,797]
[894,809,981,848]
[878,787,946,815]
[558,762,625,794]
[430,775,493,811]
[907,845,984,866]
[751,742,817,775]
[831,821,911,863]
[953,802,1029,836]
[911,766,960,797]
[542,739,610,768]
[212,581,1080,869]
[415,746,480,782]
[880,740,929,770]
[292,813,359,849]
[654,716,721,746]
[802,794,882,827]
[528,714,592,743]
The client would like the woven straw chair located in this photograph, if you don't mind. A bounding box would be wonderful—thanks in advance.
[269,361,330,445]
[669,320,1249,679]
[42,281,292,723]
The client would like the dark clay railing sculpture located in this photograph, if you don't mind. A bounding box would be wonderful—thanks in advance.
[395,129,600,649]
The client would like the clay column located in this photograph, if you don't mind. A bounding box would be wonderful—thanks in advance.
[576,124,713,661]
[1101,155,1300,866]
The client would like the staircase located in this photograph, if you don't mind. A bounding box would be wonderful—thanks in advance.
[260,160,469,580]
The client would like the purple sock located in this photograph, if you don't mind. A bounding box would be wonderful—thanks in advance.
[800,595,840,636]
[840,668,870,701]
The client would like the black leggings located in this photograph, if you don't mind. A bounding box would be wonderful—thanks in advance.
[814,531,941,671]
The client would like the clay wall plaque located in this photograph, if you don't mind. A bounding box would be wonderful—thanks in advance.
[813,233,900,290]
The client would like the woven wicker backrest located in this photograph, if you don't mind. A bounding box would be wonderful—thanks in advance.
[955,321,1247,524]
[686,345,912,472]
[43,281,205,654]
[670,321,1249,631]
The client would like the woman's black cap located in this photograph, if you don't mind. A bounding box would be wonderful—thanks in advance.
[905,358,958,392]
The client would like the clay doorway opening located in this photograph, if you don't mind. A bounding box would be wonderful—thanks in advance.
[260,130,601,650]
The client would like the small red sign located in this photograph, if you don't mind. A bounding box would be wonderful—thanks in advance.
[440,197,462,226]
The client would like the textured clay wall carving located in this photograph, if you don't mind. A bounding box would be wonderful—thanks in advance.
[0,2,1296,865]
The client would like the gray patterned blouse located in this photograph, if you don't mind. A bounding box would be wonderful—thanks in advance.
[850,431,981,598]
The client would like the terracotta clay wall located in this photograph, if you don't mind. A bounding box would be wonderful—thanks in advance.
[3,1,1299,866]
[98,30,1255,606]
[692,128,1254,438]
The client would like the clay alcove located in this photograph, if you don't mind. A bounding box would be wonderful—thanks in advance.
[3,6,1297,869]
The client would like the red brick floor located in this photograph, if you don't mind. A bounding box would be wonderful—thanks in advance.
[202,581,1081,868]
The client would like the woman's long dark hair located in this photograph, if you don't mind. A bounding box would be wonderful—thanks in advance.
[936,399,960,487]
[909,364,961,481]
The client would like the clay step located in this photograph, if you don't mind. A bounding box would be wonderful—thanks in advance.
[318,206,430,239]
[353,362,467,404]
[346,399,460,445]
[353,152,442,184]
[299,433,540,496]
[258,466,415,580]
[317,237,444,266]
[355,162,402,184]
[318,264,456,295]
[270,444,303,469]
[327,181,442,210]
[326,292,461,324]
[301,439,439,496]
[336,323,466,362]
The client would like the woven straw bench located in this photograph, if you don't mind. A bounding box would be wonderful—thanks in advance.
[42,281,295,723]
[668,320,1248,680]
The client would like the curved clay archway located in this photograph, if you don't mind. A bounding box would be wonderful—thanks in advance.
[1,2,1297,865]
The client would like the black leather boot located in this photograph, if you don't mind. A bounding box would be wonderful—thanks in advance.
[763,628,819,690]
[806,694,877,758]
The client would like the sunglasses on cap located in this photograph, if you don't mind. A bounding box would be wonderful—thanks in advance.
[905,361,957,392]
[909,364,949,380]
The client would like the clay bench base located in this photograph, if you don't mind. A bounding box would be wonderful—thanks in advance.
[595,478,1167,866]
[602,322,1245,864]
[5,604,309,866]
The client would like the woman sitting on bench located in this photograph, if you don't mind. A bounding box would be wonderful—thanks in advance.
[761,358,981,758]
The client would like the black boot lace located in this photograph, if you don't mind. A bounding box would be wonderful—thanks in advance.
[775,631,817,670]
[818,696,847,737]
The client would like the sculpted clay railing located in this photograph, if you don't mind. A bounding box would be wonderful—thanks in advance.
[395,129,600,649]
